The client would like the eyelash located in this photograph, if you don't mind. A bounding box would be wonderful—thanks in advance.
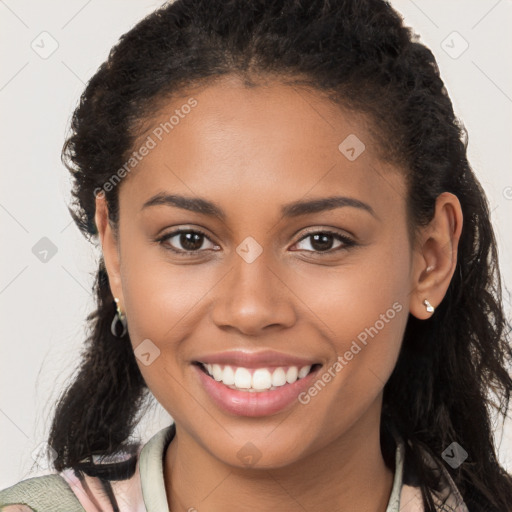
[156,228,356,256]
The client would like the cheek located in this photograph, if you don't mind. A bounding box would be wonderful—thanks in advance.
[292,233,410,335]
[120,236,217,341]
[118,247,215,411]
[289,234,411,393]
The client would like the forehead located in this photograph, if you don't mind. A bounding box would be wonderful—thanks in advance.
[120,76,406,216]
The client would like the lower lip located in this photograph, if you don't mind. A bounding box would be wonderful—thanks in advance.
[193,363,322,417]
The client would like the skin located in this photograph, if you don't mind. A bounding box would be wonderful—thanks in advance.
[95,75,462,512]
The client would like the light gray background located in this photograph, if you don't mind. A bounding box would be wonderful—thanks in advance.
[1,0,511,488]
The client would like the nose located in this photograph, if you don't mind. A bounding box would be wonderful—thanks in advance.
[210,252,297,336]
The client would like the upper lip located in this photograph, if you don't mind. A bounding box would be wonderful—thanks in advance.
[194,350,321,369]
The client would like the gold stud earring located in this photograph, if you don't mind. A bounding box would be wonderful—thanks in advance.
[423,299,435,313]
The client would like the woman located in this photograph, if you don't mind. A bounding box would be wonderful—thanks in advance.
[1,0,511,510]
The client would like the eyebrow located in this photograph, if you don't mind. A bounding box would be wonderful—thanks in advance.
[141,192,377,220]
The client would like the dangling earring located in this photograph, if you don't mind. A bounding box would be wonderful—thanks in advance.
[111,297,128,337]
[423,299,435,314]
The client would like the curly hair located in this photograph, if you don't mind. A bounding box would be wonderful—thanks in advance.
[47,1,512,510]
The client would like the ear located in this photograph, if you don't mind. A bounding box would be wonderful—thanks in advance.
[409,192,463,320]
[94,193,124,307]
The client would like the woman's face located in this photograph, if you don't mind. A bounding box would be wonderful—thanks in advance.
[98,76,422,467]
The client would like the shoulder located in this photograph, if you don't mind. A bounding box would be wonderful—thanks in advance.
[0,474,84,511]
[0,426,174,512]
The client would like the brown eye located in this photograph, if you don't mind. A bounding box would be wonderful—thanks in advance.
[309,233,335,251]
[178,232,204,251]
[158,229,219,254]
[293,231,355,253]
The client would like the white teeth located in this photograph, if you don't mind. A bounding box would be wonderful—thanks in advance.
[252,368,272,390]
[234,367,252,389]
[201,363,314,391]
[271,367,287,387]
[286,366,298,383]
[222,365,235,385]
[298,366,311,378]
[212,364,223,381]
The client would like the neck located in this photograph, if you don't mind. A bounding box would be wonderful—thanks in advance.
[164,400,394,512]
